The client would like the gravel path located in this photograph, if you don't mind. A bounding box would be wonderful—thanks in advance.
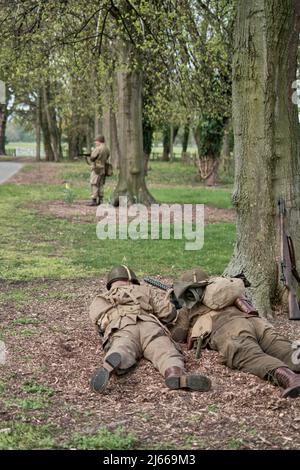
[0,162,23,184]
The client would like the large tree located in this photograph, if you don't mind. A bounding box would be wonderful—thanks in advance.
[226,0,300,316]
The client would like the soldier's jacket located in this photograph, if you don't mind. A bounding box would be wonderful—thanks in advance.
[90,143,110,174]
[183,277,249,345]
[89,284,176,347]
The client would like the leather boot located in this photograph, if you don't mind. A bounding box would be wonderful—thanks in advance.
[90,352,122,393]
[86,198,98,207]
[164,366,211,392]
[274,367,300,398]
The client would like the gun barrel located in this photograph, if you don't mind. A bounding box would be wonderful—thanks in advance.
[143,277,172,291]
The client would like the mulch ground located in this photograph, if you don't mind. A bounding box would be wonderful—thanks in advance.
[1,278,300,450]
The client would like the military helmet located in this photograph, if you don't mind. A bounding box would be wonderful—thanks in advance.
[106,265,140,289]
[95,135,105,143]
[180,268,209,283]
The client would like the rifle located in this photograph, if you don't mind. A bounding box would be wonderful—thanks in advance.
[143,277,182,310]
[77,152,91,165]
[278,198,300,320]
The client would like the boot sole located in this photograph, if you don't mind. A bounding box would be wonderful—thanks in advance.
[282,385,300,398]
[105,352,122,369]
[165,374,211,391]
[90,368,109,393]
[90,353,122,393]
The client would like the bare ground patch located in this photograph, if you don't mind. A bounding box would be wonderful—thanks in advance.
[9,162,65,185]
[31,201,235,225]
[0,278,300,449]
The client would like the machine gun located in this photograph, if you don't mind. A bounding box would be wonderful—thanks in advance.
[278,198,300,320]
[143,277,182,310]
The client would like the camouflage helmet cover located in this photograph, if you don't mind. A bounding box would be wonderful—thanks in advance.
[180,268,209,283]
[106,265,140,289]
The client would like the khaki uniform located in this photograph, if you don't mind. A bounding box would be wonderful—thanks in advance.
[89,284,184,375]
[89,143,110,201]
[175,277,300,380]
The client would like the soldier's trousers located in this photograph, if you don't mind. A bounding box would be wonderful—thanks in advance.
[209,315,300,379]
[90,170,105,201]
[105,319,184,376]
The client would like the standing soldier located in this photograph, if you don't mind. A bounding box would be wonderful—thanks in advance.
[87,135,110,206]
[88,265,211,393]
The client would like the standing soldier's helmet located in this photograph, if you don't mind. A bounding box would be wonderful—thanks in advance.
[106,265,140,289]
[180,268,209,283]
[95,135,105,143]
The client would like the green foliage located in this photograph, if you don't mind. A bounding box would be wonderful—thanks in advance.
[0,382,5,395]
[69,427,137,450]
[22,382,55,397]
[63,183,76,204]
[207,404,219,413]
[13,317,40,326]
[195,116,225,159]
[7,398,48,410]
[0,422,55,450]
[227,437,244,450]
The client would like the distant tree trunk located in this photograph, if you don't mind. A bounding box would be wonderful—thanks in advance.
[68,130,77,160]
[181,124,190,158]
[40,98,55,162]
[103,103,121,169]
[143,119,153,176]
[112,42,155,205]
[0,104,6,155]
[193,116,224,186]
[35,92,41,161]
[42,84,62,162]
[225,0,300,316]
[162,125,179,161]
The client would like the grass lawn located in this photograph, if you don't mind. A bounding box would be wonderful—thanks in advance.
[0,160,235,281]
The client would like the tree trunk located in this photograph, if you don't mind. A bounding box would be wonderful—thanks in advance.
[162,125,179,161]
[112,42,155,206]
[42,84,62,162]
[193,123,223,186]
[162,126,170,161]
[103,103,121,169]
[0,104,6,155]
[181,124,190,160]
[39,95,55,162]
[143,119,153,176]
[226,0,300,316]
[35,92,41,161]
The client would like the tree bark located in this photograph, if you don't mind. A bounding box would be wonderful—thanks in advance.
[112,42,155,206]
[226,0,300,316]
